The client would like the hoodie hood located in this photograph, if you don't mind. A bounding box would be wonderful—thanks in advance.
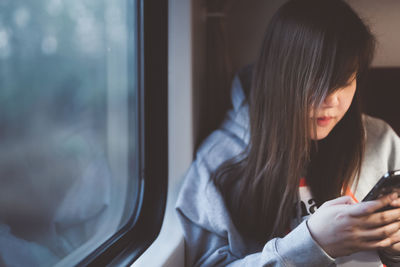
[219,74,251,146]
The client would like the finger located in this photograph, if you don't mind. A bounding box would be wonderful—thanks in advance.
[389,230,400,244]
[389,241,400,251]
[349,193,398,217]
[390,198,400,208]
[361,208,400,228]
[363,239,392,250]
[363,230,400,250]
[323,195,353,207]
[359,221,400,241]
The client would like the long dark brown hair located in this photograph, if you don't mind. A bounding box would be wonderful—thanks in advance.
[212,0,375,245]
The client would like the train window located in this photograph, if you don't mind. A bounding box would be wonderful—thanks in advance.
[0,0,167,266]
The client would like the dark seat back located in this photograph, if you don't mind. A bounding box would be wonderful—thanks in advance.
[363,68,400,136]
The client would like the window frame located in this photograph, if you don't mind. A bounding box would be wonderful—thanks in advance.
[77,0,168,265]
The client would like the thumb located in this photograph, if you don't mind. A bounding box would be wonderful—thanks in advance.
[323,195,354,207]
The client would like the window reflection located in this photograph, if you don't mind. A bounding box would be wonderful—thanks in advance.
[0,0,134,266]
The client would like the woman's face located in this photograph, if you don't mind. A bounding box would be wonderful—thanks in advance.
[310,73,357,140]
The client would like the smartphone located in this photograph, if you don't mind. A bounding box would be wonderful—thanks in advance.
[362,170,400,211]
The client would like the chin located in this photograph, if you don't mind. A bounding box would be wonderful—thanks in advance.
[315,134,329,140]
[311,129,332,140]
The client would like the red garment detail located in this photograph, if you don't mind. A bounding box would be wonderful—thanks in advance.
[344,186,359,203]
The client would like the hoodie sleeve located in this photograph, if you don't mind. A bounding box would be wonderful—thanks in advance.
[175,130,336,267]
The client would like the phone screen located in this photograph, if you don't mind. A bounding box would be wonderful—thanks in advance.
[362,170,400,202]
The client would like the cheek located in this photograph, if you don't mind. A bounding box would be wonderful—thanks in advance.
[341,98,352,114]
[341,89,356,114]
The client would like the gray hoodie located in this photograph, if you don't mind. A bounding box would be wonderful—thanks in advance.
[176,74,400,267]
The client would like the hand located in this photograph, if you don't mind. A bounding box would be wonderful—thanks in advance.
[379,198,400,258]
[307,193,400,258]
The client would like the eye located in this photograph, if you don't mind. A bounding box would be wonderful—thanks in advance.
[343,82,351,87]
[340,78,356,89]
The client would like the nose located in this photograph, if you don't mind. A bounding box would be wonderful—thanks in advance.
[322,91,339,107]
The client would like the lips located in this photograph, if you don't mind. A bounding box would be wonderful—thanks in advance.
[316,116,332,126]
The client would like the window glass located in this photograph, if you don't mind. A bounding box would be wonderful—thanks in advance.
[0,0,138,266]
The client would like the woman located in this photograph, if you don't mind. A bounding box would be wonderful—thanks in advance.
[176,0,400,266]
